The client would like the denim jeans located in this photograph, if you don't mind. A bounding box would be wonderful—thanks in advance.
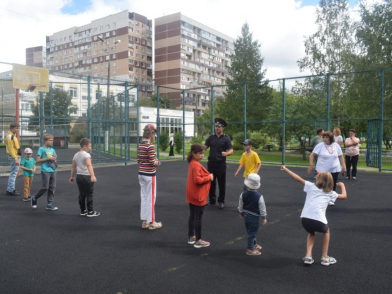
[244,213,260,250]
[76,175,95,212]
[7,156,20,192]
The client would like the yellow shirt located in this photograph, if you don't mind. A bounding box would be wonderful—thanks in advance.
[5,130,20,159]
[239,150,261,178]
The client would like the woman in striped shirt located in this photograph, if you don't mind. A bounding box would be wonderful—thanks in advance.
[137,124,162,230]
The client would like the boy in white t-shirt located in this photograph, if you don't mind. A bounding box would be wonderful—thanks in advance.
[69,138,99,217]
[281,166,347,266]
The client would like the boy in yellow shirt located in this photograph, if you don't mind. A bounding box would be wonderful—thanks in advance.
[235,139,261,190]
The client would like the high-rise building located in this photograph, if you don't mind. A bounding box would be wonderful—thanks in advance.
[26,46,46,68]
[46,11,153,98]
[155,13,234,114]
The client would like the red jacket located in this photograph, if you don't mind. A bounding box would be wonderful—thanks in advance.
[186,160,211,206]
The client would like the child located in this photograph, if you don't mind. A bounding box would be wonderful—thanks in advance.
[137,124,162,230]
[186,144,214,248]
[238,173,267,256]
[17,148,36,202]
[234,139,261,190]
[69,138,99,217]
[281,165,347,266]
[31,133,58,211]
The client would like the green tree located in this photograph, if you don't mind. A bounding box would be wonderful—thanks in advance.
[159,130,169,151]
[29,88,77,130]
[151,94,174,109]
[218,23,272,136]
[174,131,183,153]
[139,98,156,107]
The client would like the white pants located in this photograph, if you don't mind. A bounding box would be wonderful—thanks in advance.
[138,175,157,223]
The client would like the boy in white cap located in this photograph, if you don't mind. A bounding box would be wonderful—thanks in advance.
[17,148,36,202]
[238,173,267,256]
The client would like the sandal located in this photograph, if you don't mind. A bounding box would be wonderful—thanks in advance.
[303,256,314,265]
[148,222,162,230]
[246,249,261,256]
[141,221,149,229]
[255,244,262,250]
[321,256,337,266]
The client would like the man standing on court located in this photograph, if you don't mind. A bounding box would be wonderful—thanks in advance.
[5,123,21,196]
[204,118,233,209]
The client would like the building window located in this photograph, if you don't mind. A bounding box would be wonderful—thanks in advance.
[69,87,77,97]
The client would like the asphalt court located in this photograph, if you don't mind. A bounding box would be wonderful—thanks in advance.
[1,162,391,294]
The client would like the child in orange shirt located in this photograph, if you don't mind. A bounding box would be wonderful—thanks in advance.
[186,144,214,248]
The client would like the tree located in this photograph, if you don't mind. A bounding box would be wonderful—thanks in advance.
[174,131,183,153]
[29,88,77,130]
[159,130,169,151]
[150,94,174,109]
[218,23,272,136]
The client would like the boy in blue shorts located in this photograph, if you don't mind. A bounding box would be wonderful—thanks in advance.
[31,133,58,211]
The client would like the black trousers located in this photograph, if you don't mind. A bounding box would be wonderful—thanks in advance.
[207,161,226,204]
[188,204,204,240]
[345,155,359,178]
[331,172,339,191]
[76,175,95,212]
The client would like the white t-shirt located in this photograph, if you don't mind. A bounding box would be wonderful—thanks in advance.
[334,135,343,145]
[301,181,338,224]
[313,142,343,173]
[73,151,91,176]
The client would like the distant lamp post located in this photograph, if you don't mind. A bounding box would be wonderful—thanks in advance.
[97,36,121,100]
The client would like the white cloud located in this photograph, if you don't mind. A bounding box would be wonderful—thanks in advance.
[0,0,372,80]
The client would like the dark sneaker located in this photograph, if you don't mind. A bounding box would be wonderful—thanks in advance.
[23,197,32,202]
[207,200,216,206]
[194,240,210,248]
[46,203,58,211]
[218,202,225,209]
[87,211,100,217]
[31,197,37,209]
[188,236,196,245]
[80,210,88,216]
[6,190,20,196]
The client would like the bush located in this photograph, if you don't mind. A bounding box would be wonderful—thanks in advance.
[159,130,169,151]
[232,131,271,150]
[190,135,204,145]
[69,128,87,143]
[174,131,183,153]
[232,132,245,150]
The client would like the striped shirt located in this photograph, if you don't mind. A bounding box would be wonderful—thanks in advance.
[137,141,156,176]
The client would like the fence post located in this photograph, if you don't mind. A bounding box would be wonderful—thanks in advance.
[136,83,140,149]
[210,86,214,134]
[49,82,53,135]
[379,69,384,172]
[125,81,129,165]
[243,83,247,140]
[282,79,286,165]
[87,76,91,139]
[182,89,186,161]
[97,83,101,162]
[39,92,44,146]
[326,73,331,131]
[156,86,160,159]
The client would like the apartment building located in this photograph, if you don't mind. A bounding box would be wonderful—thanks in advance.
[46,11,153,98]
[26,46,46,68]
[155,13,234,115]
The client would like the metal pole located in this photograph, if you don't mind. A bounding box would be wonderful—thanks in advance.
[182,89,186,160]
[211,86,214,134]
[136,83,140,149]
[156,86,160,159]
[50,82,53,134]
[15,89,20,139]
[326,74,331,131]
[282,79,286,165]
[243,83,247,140]
[87,76,91,139]
[97,83,101,162]
[39,92,44,146]
[125,81,129,165]
[379,69,384,172]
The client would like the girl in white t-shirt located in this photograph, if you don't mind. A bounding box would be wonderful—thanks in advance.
[333,128,343,147]
[281,165,347,266]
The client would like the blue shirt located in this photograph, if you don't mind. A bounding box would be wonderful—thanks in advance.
[37,146,57,173]
[20,157,36,177]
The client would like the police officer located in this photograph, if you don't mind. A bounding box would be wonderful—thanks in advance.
[204,118,233,209]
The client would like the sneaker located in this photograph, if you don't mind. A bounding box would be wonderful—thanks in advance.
[23,197,32,202]
[46,203,58,211]
[80,210,88,216]
[321,256,337,266]
[218,202,225,209]
[194,240,210,248]
[352,177,356,180]
[328,201,335,206]
[31,197,37,209]
[246,249,261,256]
[6,190,20,196]
[188,236,196,245]
[87,211,100,217]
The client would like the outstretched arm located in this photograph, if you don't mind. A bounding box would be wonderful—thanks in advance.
[336,182,347,200]
[281,165,305,185]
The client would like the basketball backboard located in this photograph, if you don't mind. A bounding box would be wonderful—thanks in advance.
[12,64,49,92]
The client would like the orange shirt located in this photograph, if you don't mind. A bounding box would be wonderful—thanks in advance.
[186,160,211,206]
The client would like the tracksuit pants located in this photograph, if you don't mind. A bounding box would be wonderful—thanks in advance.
[139,174,157,223]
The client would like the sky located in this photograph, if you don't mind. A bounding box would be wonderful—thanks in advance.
[0,0,381,82]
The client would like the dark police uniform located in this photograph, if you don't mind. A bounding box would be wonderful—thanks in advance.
[204,132,233,205]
